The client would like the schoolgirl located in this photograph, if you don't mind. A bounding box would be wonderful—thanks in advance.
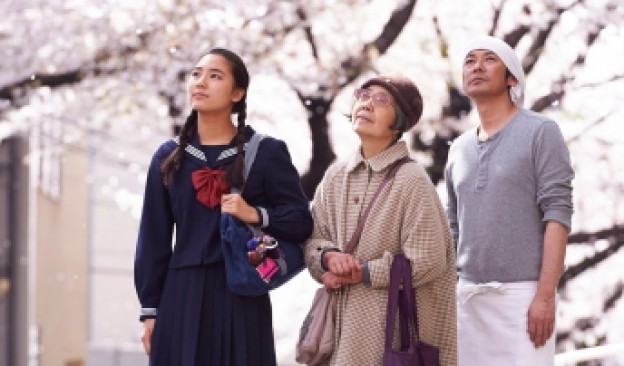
[134,48,313,366]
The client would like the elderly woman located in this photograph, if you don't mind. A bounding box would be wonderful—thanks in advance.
[303,76,457,366]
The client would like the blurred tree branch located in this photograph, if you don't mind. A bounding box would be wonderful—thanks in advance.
[567,225,624,246]
[523,1,584,74]
[0,31,150,110]
[489,0,507,36]
[577,74,624,89]
[559,225,624,289]
[566,112,612,144]
[0,70,85,102]
[556,227,624,346]
[296,7,319,60]
[502,5,531,47]
[531,21,604,112]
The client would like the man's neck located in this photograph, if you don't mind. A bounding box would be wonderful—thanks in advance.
[474,97,519,140]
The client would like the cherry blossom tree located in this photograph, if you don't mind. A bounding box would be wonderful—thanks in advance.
[1,0,624,361]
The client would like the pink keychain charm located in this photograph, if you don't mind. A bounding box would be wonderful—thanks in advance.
[256,257,280,283]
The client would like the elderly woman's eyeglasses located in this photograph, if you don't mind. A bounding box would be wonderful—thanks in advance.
[353,88,393,107]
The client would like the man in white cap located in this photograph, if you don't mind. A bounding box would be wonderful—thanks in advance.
[444,36,574,365]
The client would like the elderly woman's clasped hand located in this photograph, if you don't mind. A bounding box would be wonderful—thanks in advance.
[321,251,363,289]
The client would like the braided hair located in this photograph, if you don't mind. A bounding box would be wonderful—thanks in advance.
[160,48,250,189]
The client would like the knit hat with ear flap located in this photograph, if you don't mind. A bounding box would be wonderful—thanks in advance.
[463,36,526,107]
[361,76,424,132]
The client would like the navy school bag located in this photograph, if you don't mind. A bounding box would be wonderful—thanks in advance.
[220,133,305,296]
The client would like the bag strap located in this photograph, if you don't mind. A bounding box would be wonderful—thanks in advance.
[398,277,411,350]
[385,253,405,349]
[343,157,410,254]
[385,254,420,350]
[400,254,421,343]
[243,133,266,183]
[230,133,266,194]
[231,133,266,235]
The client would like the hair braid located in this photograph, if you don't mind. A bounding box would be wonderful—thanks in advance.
[226,99,247,190]
[161,110,197,186]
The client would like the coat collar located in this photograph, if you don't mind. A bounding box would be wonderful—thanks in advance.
[345,140,410,173]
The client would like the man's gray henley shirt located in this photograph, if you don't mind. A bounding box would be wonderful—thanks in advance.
[445,109,574,283]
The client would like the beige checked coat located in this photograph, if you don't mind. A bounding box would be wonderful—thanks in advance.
[304,141,457,366]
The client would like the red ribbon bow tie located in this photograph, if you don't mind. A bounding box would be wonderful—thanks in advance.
[191,167,229,209]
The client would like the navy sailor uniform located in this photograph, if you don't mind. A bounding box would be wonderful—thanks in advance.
[134,126,313,366]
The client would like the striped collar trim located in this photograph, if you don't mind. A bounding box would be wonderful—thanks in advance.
[173,136,246,162]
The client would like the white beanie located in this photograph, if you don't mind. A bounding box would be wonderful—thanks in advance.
[463,36,526,107]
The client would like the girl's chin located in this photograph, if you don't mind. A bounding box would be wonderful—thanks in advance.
[191,105,224,114]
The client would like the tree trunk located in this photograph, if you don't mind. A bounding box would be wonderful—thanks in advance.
[299,97,335,199]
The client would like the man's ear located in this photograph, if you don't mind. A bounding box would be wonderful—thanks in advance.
[507,74,518,88]
[232,88,245,103]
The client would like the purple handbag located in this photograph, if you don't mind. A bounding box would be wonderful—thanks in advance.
[382,254,440,366]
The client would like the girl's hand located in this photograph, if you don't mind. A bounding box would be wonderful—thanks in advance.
[141,318,155,355]
[221,193,260,224]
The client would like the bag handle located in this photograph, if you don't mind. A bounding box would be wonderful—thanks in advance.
[397,271,412,350]
[385,254,420,350]
[344,157,410,254]
[385,254,406,348]
[400,254,421,342]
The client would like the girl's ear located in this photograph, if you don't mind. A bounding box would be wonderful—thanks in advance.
[231,88,245,103]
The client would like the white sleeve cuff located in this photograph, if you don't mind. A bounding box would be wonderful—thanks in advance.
[141,308,157,316]
[257,206,269,228]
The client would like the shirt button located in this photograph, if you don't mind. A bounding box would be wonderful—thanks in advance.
[353,197,360,204]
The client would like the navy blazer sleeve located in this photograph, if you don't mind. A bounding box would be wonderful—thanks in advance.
[248,138,313,243]
[134,143,175,311]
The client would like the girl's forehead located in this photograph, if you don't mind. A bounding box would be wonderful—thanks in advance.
[195,53,230,68]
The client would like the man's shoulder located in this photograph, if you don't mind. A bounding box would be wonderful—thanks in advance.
[512,109,566,141]
[517,109,556,127]
[449,127,477,151]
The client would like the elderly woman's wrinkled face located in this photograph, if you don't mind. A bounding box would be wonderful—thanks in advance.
[351,85,399,142]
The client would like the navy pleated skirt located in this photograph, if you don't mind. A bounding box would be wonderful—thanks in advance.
[149,262,277,366]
